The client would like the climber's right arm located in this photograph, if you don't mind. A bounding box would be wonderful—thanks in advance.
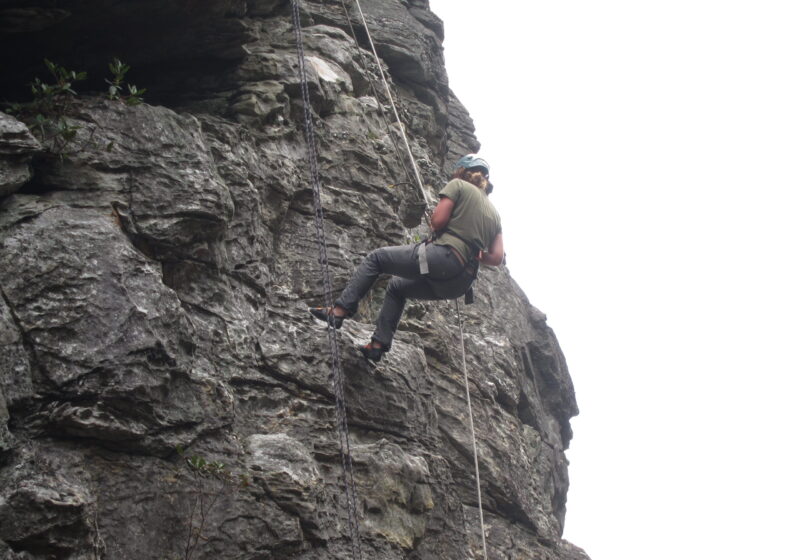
[430,196,454,231]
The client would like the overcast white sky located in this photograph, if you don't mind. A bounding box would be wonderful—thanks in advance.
[427,1,800,559]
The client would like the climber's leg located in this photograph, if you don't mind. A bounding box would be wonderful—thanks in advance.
[336,244,420,315]
[371,276,437,350]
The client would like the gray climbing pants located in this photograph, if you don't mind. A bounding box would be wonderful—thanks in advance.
[335,243,474,349]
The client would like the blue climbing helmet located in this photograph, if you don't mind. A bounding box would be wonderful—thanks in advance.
[454,154,494,193]
[454,154,490,175]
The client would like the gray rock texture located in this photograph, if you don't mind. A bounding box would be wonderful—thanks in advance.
[0,113,41,197]
[0,1,588,559]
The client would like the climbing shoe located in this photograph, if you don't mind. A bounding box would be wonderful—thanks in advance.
[359,342,387,363]
[309,307,346,329]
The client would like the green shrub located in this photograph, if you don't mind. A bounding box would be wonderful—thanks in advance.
[106,58,146,105]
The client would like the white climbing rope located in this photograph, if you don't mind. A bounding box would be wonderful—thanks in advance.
[329,3,490,554]
[351,0,433,209]
[455,300,489,559]
[348,2,489,555]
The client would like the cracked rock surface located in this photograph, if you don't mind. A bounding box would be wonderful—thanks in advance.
[0,1,589,559]
[0,113,41,198]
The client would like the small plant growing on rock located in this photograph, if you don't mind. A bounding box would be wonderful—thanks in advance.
[106,58,146,105]
[3,57,148,158]
[30,58,87,112]
[5,59,87,154]
[176,447,249,560]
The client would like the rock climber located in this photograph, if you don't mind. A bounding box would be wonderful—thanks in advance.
[309,154,504,362]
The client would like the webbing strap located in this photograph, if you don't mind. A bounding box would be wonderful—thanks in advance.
[418,240,430,275]
[455,300,489,559]
[290,2,363,558]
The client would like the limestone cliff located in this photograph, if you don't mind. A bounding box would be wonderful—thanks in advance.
[0,1,589,559]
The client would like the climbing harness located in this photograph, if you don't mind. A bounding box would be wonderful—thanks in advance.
[291,2,363,558]
[294,1,490,556]
[420,229,480,304]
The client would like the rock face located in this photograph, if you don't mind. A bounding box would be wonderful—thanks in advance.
[0,113,41,197]
[0,1,589,559]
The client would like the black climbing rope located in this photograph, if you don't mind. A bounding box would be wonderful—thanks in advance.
[293,2,490,557]
[290,2,363,558]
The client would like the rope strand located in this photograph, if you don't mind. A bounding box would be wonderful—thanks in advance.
[350,0,433,209]
[291,3,363,558]
[456,300,489,559]
[295,3,489,557]
[338,0,417,191]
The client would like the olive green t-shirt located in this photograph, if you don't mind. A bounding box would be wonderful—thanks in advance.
[433,179,502,263]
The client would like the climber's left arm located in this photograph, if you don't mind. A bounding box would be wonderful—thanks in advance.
[477,233,504,267]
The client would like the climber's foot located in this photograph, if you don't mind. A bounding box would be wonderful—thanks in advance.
[309,306,348,329]
[359,340,387,362]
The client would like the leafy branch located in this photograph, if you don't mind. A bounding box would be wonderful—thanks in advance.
[106,58,146,105]
[176,447,249,560]
[4,59,87,155]
[3,58,146,157]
